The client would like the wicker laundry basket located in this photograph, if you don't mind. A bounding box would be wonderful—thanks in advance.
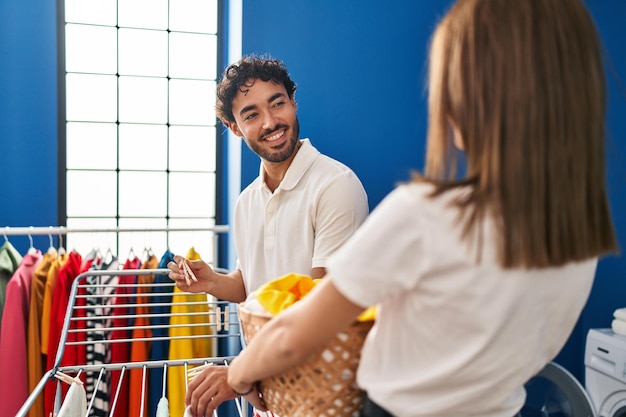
[238,303,374,417]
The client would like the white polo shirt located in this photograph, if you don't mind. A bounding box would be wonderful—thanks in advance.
[234,138,369,296]
[329,182,598,417]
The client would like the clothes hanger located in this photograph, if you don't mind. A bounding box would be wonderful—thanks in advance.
[57,232,66,257]
[128,246,137,262]
[27,228,37,255]
[93,246,103,267]
[141,245,155,261]
[47,228,57,255]
[104,247,114,265]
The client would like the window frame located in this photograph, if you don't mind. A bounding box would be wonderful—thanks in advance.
[56,0,226,262]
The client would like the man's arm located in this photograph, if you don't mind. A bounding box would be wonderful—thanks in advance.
[310,266,327,279]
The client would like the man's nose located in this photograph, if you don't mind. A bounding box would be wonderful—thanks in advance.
[262,112,278,130]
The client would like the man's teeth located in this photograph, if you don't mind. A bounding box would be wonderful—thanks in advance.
[266,130,283,141]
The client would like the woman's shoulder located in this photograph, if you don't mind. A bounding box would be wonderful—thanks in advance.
[391,181,468,208]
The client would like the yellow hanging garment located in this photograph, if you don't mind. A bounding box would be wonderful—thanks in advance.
[168,247,215,417]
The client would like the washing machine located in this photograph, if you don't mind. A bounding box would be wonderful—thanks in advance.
[522,361,596,417]
[585,328,626,417]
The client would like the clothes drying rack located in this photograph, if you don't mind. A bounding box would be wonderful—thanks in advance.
[5,225,250,417]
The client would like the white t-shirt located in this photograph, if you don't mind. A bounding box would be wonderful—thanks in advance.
[234,138,369,296]
[329,182,597,417]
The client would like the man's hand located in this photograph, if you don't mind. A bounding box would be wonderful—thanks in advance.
[186,365,237,416]
[167,255,211,293]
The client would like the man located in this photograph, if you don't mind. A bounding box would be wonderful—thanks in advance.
[168,54,369,417]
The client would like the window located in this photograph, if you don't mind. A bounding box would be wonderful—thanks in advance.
[61,0,222,264]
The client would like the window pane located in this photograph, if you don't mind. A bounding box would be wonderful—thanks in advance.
[67,122,118,169]
[169,33,217,79]
[66,74,118,122]
[169,126,216,172]
[170,0,218,34]
[119,124,168,170]
[65,0,117,25]
[169,172,215,217]
[119,171,167,217]
[119,28,168,76]
[67,170,118,216]
[66,24,117,74]
[119,76,168,123]
[65,217,118,255]
[169,79,216,125]
[117,217,168,259]
[118,0,168,29]
[167,217,217,264]
[64,1,219,261]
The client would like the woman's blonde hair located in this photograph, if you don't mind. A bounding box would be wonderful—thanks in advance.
[422,0,618,268]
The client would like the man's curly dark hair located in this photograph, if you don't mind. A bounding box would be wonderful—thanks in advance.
[215,54,297,125]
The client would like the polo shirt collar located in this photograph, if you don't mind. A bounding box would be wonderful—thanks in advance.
[258,138,319,191]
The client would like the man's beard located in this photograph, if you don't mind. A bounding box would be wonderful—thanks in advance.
[248,118,300,163]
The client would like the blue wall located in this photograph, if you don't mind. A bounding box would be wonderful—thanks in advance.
[575,1,626,379]
[240,1,451,210]
[0,0,59,252]
[0,0,624,386]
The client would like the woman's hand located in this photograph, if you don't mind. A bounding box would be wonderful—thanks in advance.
[240,384,267,412]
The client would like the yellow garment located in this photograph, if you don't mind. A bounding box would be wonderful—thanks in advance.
[358,305,377,322]
[41,253,68,354]
[255,273,376,321]
[255,273,317,315]
[167,248,215,417]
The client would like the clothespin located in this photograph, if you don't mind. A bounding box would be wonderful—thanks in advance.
[186,363,214,382]
[215,304,231,331]
[54,371,83,386]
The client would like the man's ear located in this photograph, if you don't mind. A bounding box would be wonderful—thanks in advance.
[227,121,243,137]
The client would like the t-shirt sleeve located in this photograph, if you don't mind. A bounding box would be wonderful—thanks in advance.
[311,170,369,269]
[328,185,426,308]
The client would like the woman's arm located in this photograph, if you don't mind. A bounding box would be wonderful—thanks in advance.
[227,277,365,393]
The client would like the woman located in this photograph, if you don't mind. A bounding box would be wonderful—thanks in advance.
[219,1,618,416]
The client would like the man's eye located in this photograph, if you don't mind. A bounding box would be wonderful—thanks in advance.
[244,113,257,121]
[272,101,285,108]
